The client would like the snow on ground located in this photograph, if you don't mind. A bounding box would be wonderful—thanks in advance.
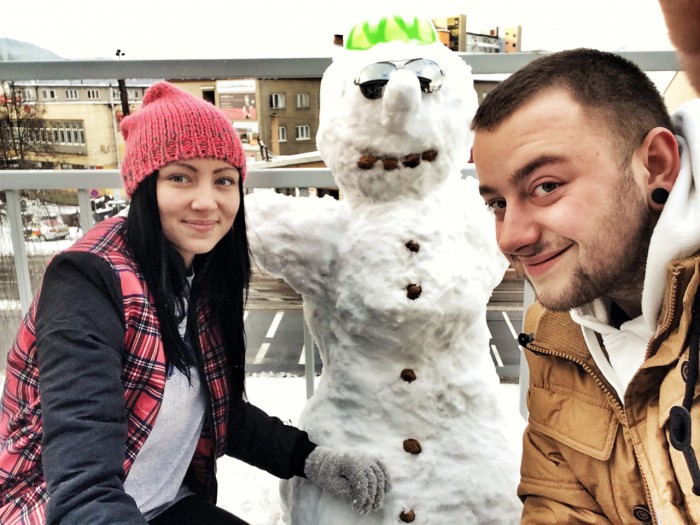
[0,223,80,257]
[216,374,526,524]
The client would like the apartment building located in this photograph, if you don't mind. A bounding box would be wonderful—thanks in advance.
[433,14,522,54]
[256,78,321,158]
[5,80,150,170]
[3,76,324,171]
[163,78,322,160]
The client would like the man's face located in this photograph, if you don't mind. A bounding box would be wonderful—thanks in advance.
[474,89,654,312]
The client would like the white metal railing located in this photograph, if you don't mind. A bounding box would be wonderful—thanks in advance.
[0,51,679,80]
[0,51,683,403]
[0,167,340,399]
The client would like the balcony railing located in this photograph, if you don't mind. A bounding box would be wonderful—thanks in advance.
[0,51,682,405]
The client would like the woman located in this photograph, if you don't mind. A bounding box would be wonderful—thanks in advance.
[0,82,390,524]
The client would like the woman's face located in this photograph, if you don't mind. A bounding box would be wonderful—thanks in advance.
[156,158,241,267]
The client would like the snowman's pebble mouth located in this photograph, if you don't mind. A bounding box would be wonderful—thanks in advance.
[357,149,438,171]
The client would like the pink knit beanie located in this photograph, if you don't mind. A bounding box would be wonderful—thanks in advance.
[120,81,246,197]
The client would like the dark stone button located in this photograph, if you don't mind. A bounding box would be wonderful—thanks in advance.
[399,509,416,522]
[357,155,377,170]
[400,368,416,382]
[682,360,689,382]
[421,149,438,161]
[382,157,398,170]
[406,284,422,300]
[405,240,420,252]
[403,438,422,454]
[632,505,652,522]
[401,153,421,168]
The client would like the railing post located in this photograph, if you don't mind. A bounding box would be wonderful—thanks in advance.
[303,318,316,399]
[5,190,33,314]
[77,189,94,234]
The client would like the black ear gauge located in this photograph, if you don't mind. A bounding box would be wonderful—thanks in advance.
[651,188,669,205]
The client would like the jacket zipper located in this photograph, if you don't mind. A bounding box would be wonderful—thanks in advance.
[644,267,682,361]
[526,342,658,524]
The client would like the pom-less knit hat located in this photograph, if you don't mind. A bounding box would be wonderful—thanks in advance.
[119,81,246,197]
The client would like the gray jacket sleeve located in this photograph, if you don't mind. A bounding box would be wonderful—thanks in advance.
[35,251,147,524]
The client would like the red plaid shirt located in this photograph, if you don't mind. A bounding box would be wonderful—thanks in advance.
[0,217,231,524]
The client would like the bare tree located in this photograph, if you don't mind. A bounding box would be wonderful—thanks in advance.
[0,81,57,169]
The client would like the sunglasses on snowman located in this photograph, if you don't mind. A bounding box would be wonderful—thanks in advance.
[353,58,445,100]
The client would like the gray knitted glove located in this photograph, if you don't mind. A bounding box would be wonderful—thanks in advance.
[304,446,392,514]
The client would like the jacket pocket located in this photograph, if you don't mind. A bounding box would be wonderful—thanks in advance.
[528,384,619,460]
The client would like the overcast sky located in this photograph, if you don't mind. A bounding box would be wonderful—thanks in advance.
[0,0,674,60]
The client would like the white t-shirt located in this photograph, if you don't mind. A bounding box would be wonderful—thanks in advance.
[124,276,207,519]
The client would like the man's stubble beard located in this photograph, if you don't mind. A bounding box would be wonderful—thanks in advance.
[525,170,655,312]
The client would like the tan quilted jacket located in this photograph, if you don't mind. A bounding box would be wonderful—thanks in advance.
[519,254,700,524]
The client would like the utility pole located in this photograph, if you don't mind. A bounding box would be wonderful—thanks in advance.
[115,49,130,117]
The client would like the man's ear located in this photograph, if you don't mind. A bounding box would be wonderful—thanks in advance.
[638,127,680,211]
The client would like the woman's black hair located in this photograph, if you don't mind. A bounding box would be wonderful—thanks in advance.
[125,171,250,400]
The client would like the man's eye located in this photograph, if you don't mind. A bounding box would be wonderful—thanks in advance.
[533,182,560,196]
[485,199,506,211]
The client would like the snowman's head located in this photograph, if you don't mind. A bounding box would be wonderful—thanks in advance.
[317,15,478,206]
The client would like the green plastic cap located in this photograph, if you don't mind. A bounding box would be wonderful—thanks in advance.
[345,15,438,51]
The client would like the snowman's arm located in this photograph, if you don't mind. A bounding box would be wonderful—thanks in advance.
[245,190,343,296]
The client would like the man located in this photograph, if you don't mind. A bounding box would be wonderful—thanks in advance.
[472,48,700,523]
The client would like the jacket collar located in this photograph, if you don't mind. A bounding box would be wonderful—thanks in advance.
[644,254,700,367]
[526,253,700,367]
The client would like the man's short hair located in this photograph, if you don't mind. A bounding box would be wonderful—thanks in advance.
[471,48,674,165]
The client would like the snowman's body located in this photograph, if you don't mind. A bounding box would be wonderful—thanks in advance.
[246,28,521,524]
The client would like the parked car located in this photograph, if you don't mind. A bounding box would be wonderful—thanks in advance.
[24,215,70,241]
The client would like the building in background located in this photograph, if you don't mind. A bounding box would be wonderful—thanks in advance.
[168,78,321,161]
[503,26,522,53]
[257,78,321,159]
[166,79,260,162]
[663,71,699,113]
[5,79,150,171]
[433,14,522,53]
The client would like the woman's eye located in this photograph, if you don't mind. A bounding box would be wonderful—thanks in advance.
[216,177,237,186]
[168,174,187,183]
[533,181,560,196]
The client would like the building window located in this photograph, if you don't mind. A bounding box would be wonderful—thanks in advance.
[22,89,35,101]
[269,93,286,109]
[87,89,100,99]
[112,88,121,100]
[202,89,215,104]
[128,89,140,101]
[65,89,79,100]
[41,89,56,100]
[278,126,287,142]
[295,93,310,108]
[33,120,85,146]
[295,125,311,141]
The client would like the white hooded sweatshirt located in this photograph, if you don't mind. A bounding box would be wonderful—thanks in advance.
[570,99,700,402]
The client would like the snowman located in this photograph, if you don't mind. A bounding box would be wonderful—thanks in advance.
[245,14,522,524]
